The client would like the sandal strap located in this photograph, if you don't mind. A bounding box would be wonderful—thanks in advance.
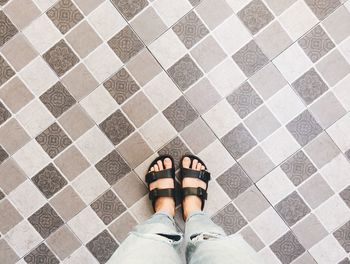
[145,168,175,184]
[180,168,211,183]
[149,188,175,201]
[182,187,207,200]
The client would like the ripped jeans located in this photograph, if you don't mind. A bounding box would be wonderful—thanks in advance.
[107,211,261,264]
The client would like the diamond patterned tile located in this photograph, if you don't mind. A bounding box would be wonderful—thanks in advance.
[24,243,60,264]
[86,229,118,264]
[111,0,148,21]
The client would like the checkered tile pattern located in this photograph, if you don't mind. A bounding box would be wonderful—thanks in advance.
[0,0,350,263]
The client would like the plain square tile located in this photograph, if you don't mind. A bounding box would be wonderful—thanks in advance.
[323,6,350,44]
[279,0,318,41]
[109,212,137,242]
[208,58,246,97]
[72,167,109,205]
[74,0,104,15]
[126,49,162,86]
[23,15,61,54]
[66,21,102,58]
[340,185,350,208]
[32,0,57,11]
[196,0,233,30]
[63,246,98,264]
[267,85,305,124]
[130,195,153,222]
[213,14,252,55]
[19,57,58,96]
[84,43,123,83]
[334,74,350,112]
[304,132,341,168]
[304,0,341,20]
[0,239,19,263]
[0,199,23,234]
[264,0,297,15]
[327,113,350,152]
[50,186,85,221]
[293,252,317,264]
[0,118,30,155]
[261,127,300,165]
[298,173,334,209]
[153,0,191,27]
[316,49,350,87]
[130,6,167,45]
[0,158,26,194]
[257,248,281,264]
[239,226,265,252]
[203,181,231,216]
[309,235,347,264]
[255,21,293,60]
[321,154,350,192]
[273,43,313,83]
[122,92,157,128]
[0,11,18,49]
[3,0,40,30]
[76,126,114,164]
[88,1,126,40]
[191,35,226,73]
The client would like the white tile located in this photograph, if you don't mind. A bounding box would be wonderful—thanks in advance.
[257,167,295,205]
[208,58,246,97]
[204,181,231,216]
[88,1,127,40]
[84,43,123,83]
[32,0,56,11]
[202,99,241,138]
[314,195,350,232]
[153,0,192,27]
[261,127,300,165]
[134,153,159,183]
[327,113,350,152]
[68,207,105,243]
[213,14,252,55]
[279,0,318,41]
[130,195,153,223]
[16,99,55,138]
[225,0,251,12]
[5,220,42,257]
[8,180,46,217]
[267,85,305,124]
[309,235,347,264]
[139,113,177,151]
[273,43,313,83]
[76,126,114,164]
[257,247,282,264]
[19,57,58,96]
[198,140,236,179]
[149,30,187,69]
[339,36,350,63]
[321,154,350,192]
[23,15,61,54]
[251,207,289,244]
[143,72,182,110]
[334,74,350,111]
[12,140,51,178]
[63,246,98,264]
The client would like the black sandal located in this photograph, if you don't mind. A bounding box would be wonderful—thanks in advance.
[180,155,211,217]
[145,155,176,212]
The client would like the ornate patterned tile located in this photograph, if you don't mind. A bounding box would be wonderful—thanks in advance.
[43,39,79,77]
[46,0,83,34]
[304,0,341,20]
[0,145,9,164]
[86,229,118,264]
[0,100,11,125]
[0,55,15,86]
[36,122,72,158]
[32,163,68,199]
[0,11,18,47]
[237,0,274,35]
[111,0,148,20]
[340,185,350,208]
[158,136,191,166]
[0,189,4,199]
[108,26,144,63]
[99,110,135,145]
[103,68,140,105]
[95,150,131,185]
[91,190,126,225]
[28,203,64,239]
[333,220,350,253]
[172,11,209,49]
[24,243,59,264]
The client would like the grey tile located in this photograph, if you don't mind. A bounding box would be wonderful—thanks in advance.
[158,136,191,167]
[111,0,148,20]
[0,239,19,263]
[0,99,12,126]
[226,82,263,118]
[333,220,350,253]
[298,25,335,63]
[167,54,203,91]
[0,11,18,48]
[339,258,350,264]
[232,40,269,77]
[163,96,198,132]
[280,150,317,186]
[216,164,252,200]
[322,6,350,44]
[237,0,274,35]
[0,145,9,164]
[109,212,137,242]
[275,191,311,226]
[211,203,247,235]
[304,0,341,20]
[172,11,209,49]
[0,55,15,86]
[86,229,118,263]
[270,231,306,264]
[340,185,350,208]
[264,0,297,16]
[286,110,323,147]
[0,189,4,200]
[239,226,265,252]
[221,123,257,159]
[24,243,59,264]
[346,150,350,162]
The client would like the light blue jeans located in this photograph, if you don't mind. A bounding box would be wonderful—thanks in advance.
[107,211,261,264]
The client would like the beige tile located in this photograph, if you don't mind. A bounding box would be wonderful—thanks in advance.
[130,195,153,223]
[0,199,23,234]
[66,21,102,58]
[109,212,137,242]
[196,0,233,30]
[117,132,153,168]
[334,75,350,112]
[59,104,94,141]
[264,0,297,15]
[152,0,192,27]
[126,49,162,86]
[63,246,98,264]
[50,186,86,221]
[74,0,104,15]
[0,239,19,264]
[322,6,350,44]
[0,118,30,155]
[4,0,40,30]
[1,34,38,71]
[46,225,81,260]
[0,158,26,194]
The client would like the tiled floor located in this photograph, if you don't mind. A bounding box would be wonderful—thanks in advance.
[0,0,350,263]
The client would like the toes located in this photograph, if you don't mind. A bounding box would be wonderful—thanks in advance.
[150,167,154,172]
[196,162,202,171]
[157,160,164,170]
[164,158,172,169]
[192,159,198,170]
[154,164,159,172]
[183,157,191,168]
[201,165,205,170]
